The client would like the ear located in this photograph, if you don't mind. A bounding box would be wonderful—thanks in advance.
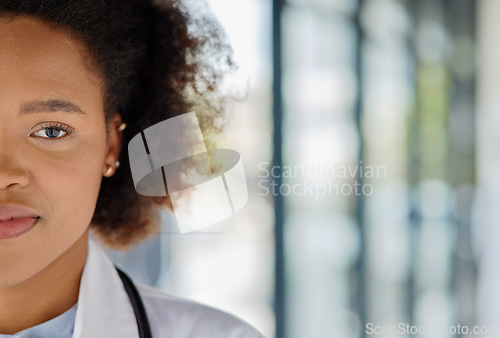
[102,113,124,177]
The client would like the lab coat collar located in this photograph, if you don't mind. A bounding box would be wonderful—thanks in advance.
[73,237,139,338]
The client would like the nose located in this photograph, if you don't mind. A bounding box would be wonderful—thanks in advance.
[0,153,31,190]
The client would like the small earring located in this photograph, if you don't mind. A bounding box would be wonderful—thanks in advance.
[104,165,113,177]
[118,123,127,132]
[104,161,120,177]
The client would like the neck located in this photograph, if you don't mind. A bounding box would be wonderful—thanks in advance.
[0,230,88,334]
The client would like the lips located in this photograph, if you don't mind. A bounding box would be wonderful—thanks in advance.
[0,205,40,239]
[0,204,39,221]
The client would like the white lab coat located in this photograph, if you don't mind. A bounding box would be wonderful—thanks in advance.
[72,238,265,338]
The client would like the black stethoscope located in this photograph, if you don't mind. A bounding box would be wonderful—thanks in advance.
[116,267,153,338]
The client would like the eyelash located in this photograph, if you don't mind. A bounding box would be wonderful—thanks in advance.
[32,122,76,140]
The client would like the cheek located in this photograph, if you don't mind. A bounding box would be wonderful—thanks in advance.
[36,137,107,232]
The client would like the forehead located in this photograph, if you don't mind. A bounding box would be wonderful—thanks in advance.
[0,16,102,104]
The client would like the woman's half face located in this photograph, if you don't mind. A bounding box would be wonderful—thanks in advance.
[0,16,112,286]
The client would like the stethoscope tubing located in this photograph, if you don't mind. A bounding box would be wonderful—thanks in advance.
[116,267,153,338]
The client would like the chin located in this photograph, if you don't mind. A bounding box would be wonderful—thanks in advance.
[0,266,39,288]
[0,248,52,288]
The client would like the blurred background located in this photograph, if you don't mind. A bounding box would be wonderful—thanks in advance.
[104,0,500,337]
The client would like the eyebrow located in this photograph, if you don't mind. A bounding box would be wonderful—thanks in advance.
[20,100,86,116]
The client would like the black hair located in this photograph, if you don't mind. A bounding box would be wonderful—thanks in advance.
[0,0,234,248]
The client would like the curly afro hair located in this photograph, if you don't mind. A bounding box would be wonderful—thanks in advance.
[0,0,235,249]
